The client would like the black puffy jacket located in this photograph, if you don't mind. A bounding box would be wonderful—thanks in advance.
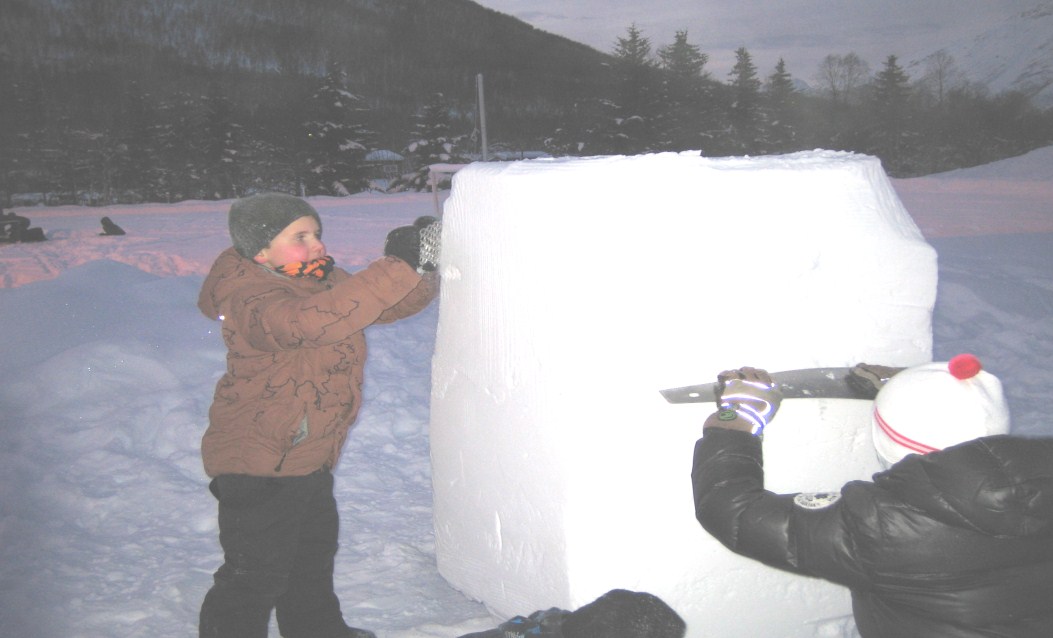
[692,429,1053,637]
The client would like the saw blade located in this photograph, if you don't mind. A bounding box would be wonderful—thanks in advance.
[659,367,869,404]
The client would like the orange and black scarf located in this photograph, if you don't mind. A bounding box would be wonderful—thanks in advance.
[276,255,334,280]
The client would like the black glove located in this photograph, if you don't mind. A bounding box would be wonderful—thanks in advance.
[713,367,782,436]
[384,225,423,270]
[384,217,442,273]
[413,215,437,229]
[846,363,905,399]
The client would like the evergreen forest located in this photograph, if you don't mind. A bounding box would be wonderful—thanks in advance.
[2,0,1051,205]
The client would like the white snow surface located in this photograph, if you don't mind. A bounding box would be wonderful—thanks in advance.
[1,147,1052,638]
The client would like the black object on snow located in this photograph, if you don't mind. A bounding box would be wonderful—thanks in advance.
[100,217,126,236]
[0,211,45,243]
[458,590,685,638]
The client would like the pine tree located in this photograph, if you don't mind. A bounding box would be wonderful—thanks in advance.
[146,94,183,202]
[544,96,618,157]
[1,76,51,199]
[113,83,163,203]
[392,92,469,192]
[66,126,108,205]
[764,58,798,153]
[866,54,916,174]
[200,86,244,199]
[38,109,80,204]
[726,47,763,153]
[547,24,661,156]
[658,30,708,85]
[656,30,710,150]
[873,55,911,128]
[301,66,376,196]
[604,24,662,154]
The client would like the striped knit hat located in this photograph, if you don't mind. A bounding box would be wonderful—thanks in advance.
[872,354,1010,467]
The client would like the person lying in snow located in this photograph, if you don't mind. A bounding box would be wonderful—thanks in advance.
[458,589,685,638]
[690,355,1053,638]
[197,192,440,638]
[0,209,44,242]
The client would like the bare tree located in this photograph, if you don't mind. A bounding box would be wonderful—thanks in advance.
[916,50,961,108]
[815,53,871,104]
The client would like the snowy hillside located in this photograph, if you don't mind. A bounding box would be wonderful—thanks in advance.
[908,0,1053,107]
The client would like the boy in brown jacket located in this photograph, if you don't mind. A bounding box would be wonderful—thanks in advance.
[197,193,439,638]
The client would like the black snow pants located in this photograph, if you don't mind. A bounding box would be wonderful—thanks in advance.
[199,469,357,638]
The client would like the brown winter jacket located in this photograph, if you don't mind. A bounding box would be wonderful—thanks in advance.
[198,247,437,478]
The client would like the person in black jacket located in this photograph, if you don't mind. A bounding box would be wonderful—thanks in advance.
[691,356,1053,638]
[0,209,31,242]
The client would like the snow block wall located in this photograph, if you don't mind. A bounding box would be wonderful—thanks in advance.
[429,151,938,637]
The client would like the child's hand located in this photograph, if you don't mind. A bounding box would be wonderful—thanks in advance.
[384,225,423,270]
[709,367,782,436]
[384,218,442,273]
[846,363,904,399]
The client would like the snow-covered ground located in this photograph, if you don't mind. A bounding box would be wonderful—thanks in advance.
[1,148,1052,638]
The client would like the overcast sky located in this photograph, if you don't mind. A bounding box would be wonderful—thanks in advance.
[472,0,1033,80]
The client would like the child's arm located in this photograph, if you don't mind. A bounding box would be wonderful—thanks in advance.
[375,271,438,324]
[242,257,425,350]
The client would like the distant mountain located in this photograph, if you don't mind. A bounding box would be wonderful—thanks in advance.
[1,0,1047,201]
[0,0,616,144]
[907,1,1053,108]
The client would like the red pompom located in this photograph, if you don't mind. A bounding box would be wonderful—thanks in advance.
[948,353,982,379]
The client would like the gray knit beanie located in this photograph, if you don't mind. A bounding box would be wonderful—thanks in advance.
[228,193,322,258]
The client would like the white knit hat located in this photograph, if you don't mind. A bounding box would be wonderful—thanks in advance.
[872,353,1010,467]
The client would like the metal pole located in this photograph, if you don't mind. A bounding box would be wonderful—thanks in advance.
[477,73,489,161]
[430,168,440,217]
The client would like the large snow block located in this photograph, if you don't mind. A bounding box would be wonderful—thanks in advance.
[430,151,937,637]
